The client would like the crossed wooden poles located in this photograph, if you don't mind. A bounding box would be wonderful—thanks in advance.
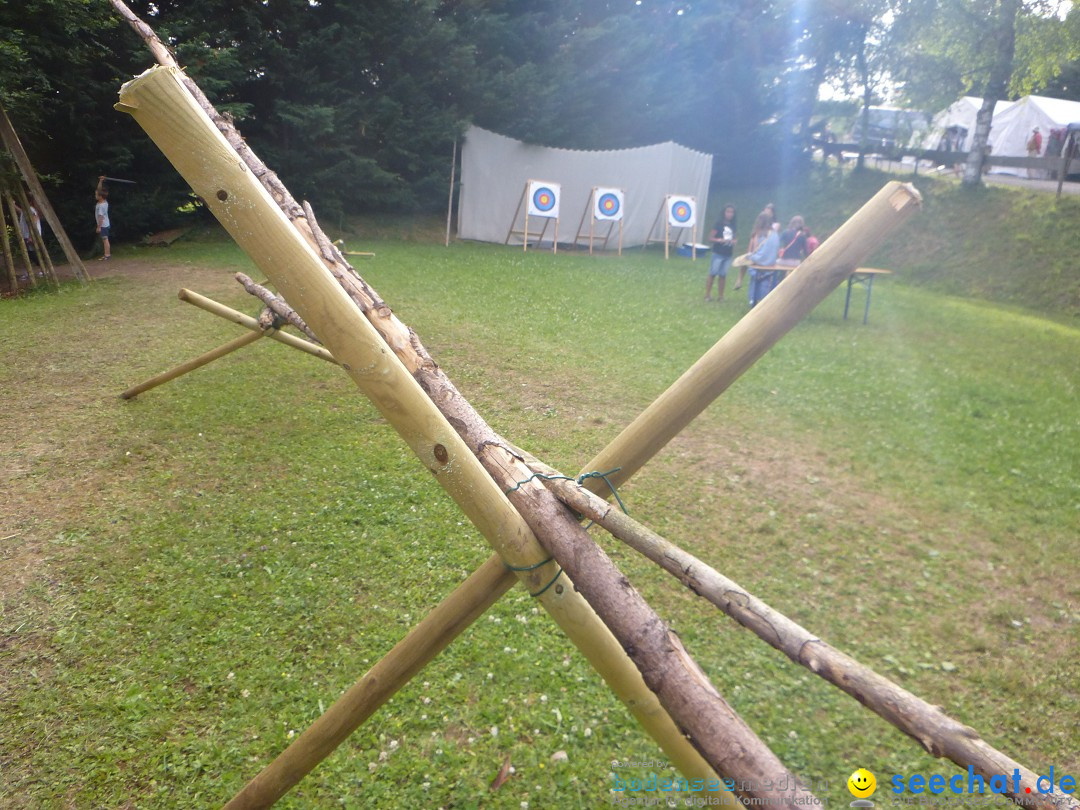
[110,12,1075,810]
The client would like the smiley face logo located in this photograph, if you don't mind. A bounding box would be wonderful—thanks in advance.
[848,768,877,798]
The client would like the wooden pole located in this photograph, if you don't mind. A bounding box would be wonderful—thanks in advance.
[177,288,336,364]
[579,181,922,496]
[119,329,265,399]
[225,555,516,809]
[0,191,17,295]
[0,103,90,284]
[444,138,456,248]
[15,183,59,287]
[504,183,525,246]
[1056,133,1074,200]
[4,192,37,288]
[117,65,733,804]
[528,456,1077,810]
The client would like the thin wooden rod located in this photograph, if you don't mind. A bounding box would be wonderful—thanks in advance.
[526,455,1076,810]
[444,138,456,248]
[579,182,922,497]
[225,556,516,809]
[120,329,265,399]
[177,289,336,364]
[0,191,17,294]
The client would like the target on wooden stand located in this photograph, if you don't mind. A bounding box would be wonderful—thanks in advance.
[667,195,695,228]
[527,181,560,218]
[594,188,624,221]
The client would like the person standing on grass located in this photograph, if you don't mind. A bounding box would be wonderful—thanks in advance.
[1027,127,1043,179]
[745,211,780,308]
[735,202,775,291]
[705,204,736,302]
[95,176,111,260]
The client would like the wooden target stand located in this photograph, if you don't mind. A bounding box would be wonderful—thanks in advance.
[644,195,697,259]
[572,187,623,255]
[504,179,558,253]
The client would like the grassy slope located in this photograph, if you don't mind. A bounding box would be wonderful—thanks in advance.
[0,177,1077,808]
[701,167,1080,318]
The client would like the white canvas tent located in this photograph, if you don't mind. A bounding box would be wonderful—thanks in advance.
[457,126,712,248]
[985,94,1080,173]
[917,96,1014,151]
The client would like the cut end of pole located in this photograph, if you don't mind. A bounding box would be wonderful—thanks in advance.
[889,182,923,212]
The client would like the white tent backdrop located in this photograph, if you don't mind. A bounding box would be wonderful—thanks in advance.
[458,126,713,248]
[986,95,1080,173]
[918,97,1014,151]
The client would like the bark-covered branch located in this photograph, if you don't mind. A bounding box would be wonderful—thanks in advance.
[235,272,320,343]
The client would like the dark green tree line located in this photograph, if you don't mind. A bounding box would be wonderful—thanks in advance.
[3,0,1080,240]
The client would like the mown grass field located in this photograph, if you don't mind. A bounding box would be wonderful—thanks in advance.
[1,173,1078,809]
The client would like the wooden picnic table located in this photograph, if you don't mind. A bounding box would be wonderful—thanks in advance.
[734,257,893,323]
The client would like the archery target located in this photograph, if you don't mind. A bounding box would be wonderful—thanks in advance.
[667,195,696,228]
[527,180,560,218]
[594,188,624,221]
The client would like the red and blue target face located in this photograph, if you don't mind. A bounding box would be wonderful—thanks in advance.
[671,201,692,223]
[532,187,557,212]
[598,192,620,217]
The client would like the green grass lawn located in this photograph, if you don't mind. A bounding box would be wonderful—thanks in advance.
[1,187,1078,809]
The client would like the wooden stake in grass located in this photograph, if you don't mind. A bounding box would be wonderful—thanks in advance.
[223,555,518,810]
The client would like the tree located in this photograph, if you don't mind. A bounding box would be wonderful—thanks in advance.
[888,0,1076,186]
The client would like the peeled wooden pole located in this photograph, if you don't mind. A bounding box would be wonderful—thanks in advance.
[177,289,336,364]
[120,329,265,399]
[224,555,516,809]
[117,65,735,806]
[0,103,90,284]
[529,457,1077,810]
[580,182,922,496]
